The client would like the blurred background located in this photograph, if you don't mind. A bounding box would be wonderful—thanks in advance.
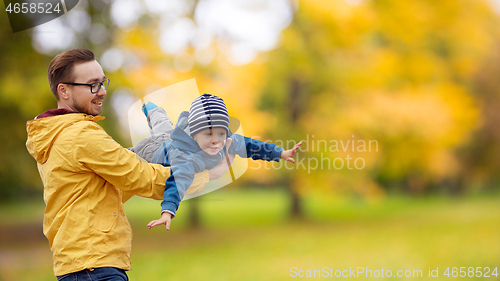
[1,0,500,280]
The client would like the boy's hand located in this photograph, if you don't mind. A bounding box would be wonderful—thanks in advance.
[280,141,302,163]
[147,212,172,230]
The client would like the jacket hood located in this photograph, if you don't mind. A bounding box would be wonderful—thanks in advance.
[26,112,104,164]
[170,111,203,153]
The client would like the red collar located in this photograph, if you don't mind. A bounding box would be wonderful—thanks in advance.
[36,109,78,119]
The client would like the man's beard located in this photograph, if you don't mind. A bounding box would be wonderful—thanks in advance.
[73,98,101,116]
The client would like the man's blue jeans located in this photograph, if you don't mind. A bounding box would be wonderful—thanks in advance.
[56,267,128,281]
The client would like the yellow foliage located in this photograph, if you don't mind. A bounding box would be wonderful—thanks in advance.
[110,0,499,194]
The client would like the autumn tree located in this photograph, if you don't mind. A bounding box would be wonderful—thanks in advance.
[255,0,500,216]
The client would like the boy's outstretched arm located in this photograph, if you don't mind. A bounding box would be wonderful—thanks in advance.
[280,142,302,163]
[147,211,172,230]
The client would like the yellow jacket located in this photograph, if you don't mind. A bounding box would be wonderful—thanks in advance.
[26,112,208,276]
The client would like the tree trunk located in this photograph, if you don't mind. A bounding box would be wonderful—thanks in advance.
[287,77,305,218]
[288,187,303,217]
[188,197,201,228]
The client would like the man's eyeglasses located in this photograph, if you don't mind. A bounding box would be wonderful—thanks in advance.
[63,78,110,94]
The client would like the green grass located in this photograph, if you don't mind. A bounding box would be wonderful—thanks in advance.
[1,188,500,280]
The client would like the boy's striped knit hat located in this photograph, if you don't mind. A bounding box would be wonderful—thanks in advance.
[188,93,230,137]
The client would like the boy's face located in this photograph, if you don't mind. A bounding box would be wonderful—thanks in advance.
[193,127,227,155]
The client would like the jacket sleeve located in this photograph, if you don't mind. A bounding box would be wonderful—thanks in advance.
[73,123,209,203]
[121,171,208,203]
[228,134,284,162]
[161,152,205,217]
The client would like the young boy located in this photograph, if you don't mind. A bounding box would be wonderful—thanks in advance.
[135,94,301,230]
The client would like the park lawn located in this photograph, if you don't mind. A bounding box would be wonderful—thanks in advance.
[1,188,500,281]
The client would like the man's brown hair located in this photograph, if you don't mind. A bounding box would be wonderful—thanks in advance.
[47,49,95,100]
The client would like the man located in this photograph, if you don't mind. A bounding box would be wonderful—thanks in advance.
[26,49,228,280]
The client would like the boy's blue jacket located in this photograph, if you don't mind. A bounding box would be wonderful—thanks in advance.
[151,111,284,216]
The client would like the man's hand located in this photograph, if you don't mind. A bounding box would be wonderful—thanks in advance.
[209,138,235,180]
[147,212,172,230]
[280,141,302,163]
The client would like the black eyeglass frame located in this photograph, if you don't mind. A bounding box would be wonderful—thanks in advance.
[62,78,110,94]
